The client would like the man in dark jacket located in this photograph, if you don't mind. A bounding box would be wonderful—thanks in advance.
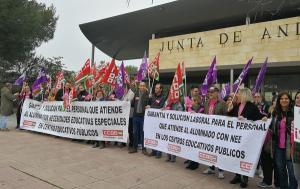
[146,83,166,158]
[202,86,227,179]
[0,83,17,131]
[129,82,149,154]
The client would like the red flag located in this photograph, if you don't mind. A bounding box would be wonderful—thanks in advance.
[100,59,119,86]
[165,63,183,107]
[91,63,97,78]
[124,69,130,84]
[75,59,91,83]
[85,78,93,89]
[54,72,64,90]
[148,52,160,80]
[95,63,108,83]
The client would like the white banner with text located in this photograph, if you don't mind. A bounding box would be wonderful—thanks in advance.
[20,99,130,142]
[144,109,271,177]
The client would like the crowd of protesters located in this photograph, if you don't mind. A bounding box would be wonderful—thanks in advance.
[0,80,299,189]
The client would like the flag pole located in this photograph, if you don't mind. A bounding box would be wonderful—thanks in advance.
[229,75,243,111]
[147,71,151,97]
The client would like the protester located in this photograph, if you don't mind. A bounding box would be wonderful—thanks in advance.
[0,83,18,131]
[92,89,106,149]
[185,86,204,113]
[224,95,233,107]
[55,83,71,101]
[123,83,135,150]
[16,83,32,129]
[129,82,149,154]
[33,82,49,102]
[253,92,269,178]
[77,84,91,101]
[185,86,204,170]
[257,96,280,188]
[228,88,265,188]
[253,92,269,117]
[270,92,298,189]
[48,88,57,101]
[202,86,227,179]
[165,101,184,162]
[146,83,166,158]
[108,90,127,148]
[268,96,277,117]
[107,91,117,101]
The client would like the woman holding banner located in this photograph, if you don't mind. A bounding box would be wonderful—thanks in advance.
[165,100,184,162]
[185,86,204,170]
[257,95,280,188]
[92,89,107,149]
[228,88,264,188]
[270,92,298,189]
[16,83,32,129]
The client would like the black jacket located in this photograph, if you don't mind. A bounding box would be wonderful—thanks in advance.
[270,109,294,160]
[55,88,71,101]
[149,93,165,109]
[133,90,149,117]
[77,90,89,101]
[228,101,263,121]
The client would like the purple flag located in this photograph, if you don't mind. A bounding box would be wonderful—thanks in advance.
[14,72,26,85]
[252,58,268,95]
[221,83,231,99]
[115,61,126,99]
[136,51,147,81]
[32,67,48,91]
[200,56,217,96]
[221,57,253,99]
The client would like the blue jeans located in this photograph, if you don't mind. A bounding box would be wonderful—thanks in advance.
[0,116,8,129]
[275,147,298,189]
[133,116,144,149]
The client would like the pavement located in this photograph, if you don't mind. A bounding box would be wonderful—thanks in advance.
[0,114,264,189]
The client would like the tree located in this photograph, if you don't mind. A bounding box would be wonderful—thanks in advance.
[25,56,75,86]
[125,65,138,80]
[0,0,58,65]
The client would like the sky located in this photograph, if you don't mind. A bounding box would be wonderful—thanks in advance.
[35,0,175,72]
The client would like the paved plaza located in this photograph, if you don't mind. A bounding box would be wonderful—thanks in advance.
[0,115,262,189]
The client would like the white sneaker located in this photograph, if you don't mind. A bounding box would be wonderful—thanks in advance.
[259,171,264,178]
[203,167,215,174]
[217,171,224,179]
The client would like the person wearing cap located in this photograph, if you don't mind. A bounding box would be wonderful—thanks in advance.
[202,86,227,179]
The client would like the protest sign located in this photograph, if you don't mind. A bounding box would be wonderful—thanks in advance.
[144,109,270,177]
[20,99,130,142]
